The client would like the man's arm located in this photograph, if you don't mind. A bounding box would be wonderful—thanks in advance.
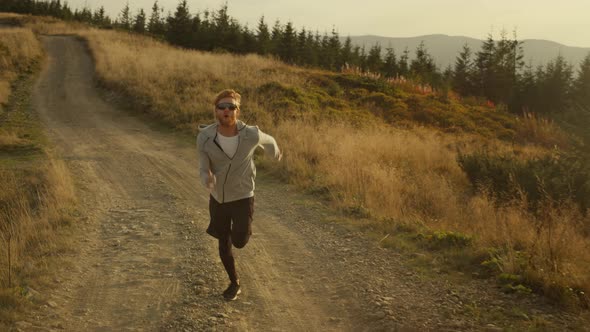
[197,134,215,188]
[257,129,282,161]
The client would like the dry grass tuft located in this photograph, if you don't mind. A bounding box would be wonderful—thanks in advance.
[0,158,76,288]
[515,111,570,148]
[0,130,31,150]
[0,28,41,71]
[0,27,42,113]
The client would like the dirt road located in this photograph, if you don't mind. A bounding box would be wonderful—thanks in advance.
[22,36,585,331]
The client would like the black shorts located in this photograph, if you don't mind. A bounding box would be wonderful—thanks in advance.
[206,195,254,239]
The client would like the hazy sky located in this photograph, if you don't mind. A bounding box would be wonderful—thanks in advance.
[66,0,590,48]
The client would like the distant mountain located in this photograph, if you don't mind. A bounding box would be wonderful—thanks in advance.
[345,34,590,70]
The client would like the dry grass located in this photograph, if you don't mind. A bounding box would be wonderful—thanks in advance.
[0,158,76,318]
[0,130,30,150]
[0,81,10,106]
[0,28,41,70]
[0,13,87,35]
[76,29,306,131]
[273,121,467,222]
[13,15,590,306]
[0,19,77,324]
[515,111,570,148]
[273,120,590,304]
[0,27,42,112]
[25,18,87,36]
[475,198,590,305]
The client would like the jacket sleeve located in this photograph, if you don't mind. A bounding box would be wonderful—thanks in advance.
[257,128,282,160]
[196,133,212,187]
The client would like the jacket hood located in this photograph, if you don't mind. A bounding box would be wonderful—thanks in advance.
[198,120,247,137]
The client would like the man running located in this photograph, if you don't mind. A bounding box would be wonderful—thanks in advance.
[197,89,282,301]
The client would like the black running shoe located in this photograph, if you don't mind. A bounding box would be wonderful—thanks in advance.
[223,282,241,301]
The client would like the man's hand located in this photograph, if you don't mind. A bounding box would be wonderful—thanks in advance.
[207,170,216,190]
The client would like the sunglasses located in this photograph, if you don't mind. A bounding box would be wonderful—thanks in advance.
[216,103,238,111]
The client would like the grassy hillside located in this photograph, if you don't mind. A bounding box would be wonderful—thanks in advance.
[12,14,590,308]
[0,22,76,326]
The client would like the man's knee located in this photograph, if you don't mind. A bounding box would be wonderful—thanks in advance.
[231,232,250,248]
[218,236,232,256]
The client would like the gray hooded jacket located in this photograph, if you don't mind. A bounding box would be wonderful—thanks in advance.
[197,120,281,203]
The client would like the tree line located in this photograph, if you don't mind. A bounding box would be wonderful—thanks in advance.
[2,0,589,124]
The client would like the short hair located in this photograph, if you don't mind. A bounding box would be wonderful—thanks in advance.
[214,89,241,106]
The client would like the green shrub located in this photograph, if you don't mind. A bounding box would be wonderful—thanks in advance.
[343,204,371,218]
[503,283,533,294]
[309,74,343,97]
[416,230,472,249]
[481,256,502,273]
[334,74,396,95]
[497,274,532,294]
[257,82,303,104]
[457,150,590,212]
[498,273,523,284]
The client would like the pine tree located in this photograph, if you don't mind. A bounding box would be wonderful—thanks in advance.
[213,3,231,47]
[225,19,244,53]
[566,53,590,142]
[75,5,93,23]
[349,45,362,69]
[279,21,297,63]
[340,37,353,70]
[327,28,341,70]
[493,30,524,108]
[572,53,590,111]
[366,44,383,73]
[358,45,368,71]
[453,44,474,96]
[189,13,202,49]
[383,47,398,78]
[60,2,73,20]
[442,65,453,82]
[133,9,147,33]
[398,48,410,78]
[537,55,573,114]
[198,10,214,50]
[240,26,257,54]
[256,16,271,55]
[166,0,192,48]
[318,32,330,68]
[513,62,539,113]
[295,28,308,64]
[474,33,496,100]
[118,2,132,30]
[410,41,438,84]
[307,30,321,67]
[92,6,107,27]
[148,1,165,36]
[269,20,283,56]
[48,0,62,17]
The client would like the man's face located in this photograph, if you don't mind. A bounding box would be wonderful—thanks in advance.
[215,97,240,127]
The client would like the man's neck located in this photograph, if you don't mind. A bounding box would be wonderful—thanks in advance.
[218,123,238,137]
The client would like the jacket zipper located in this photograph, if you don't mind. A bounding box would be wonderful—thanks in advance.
[213,131,241,203]
[222,164,231,203]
